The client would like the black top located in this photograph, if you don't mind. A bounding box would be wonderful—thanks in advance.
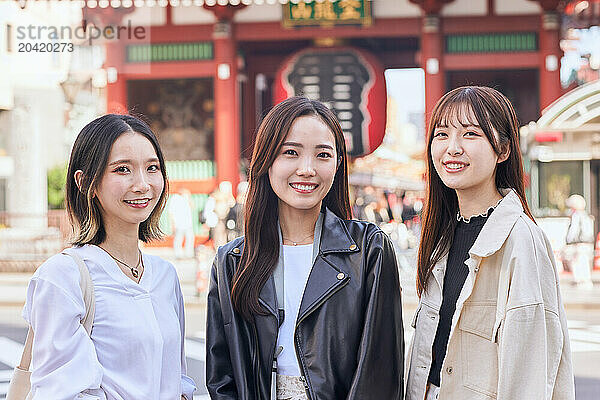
[428,209,493,387]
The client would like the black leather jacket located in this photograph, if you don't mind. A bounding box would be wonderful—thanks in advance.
[206,208,404,399]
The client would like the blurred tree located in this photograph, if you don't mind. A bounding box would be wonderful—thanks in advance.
[47,164,67,209]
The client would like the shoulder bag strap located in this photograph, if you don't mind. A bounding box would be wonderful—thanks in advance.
[17,249,95,371]
[62,249,95,335]
[17,328,34,371]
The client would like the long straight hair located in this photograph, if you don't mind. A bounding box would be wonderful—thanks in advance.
[65,114,169,245]
[232,96,351,321]
[417,86,534,296]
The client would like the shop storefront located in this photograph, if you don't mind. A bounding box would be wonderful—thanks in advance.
[521,79,600,256]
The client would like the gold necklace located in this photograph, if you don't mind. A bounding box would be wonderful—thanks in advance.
[100,247,143,279]
[282,232,314,246]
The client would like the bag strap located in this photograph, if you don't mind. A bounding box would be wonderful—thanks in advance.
[63,249,95,335]
[17,249,95,371]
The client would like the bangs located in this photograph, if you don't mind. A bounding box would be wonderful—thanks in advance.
[435,101,481,129]
[430,89,500,151]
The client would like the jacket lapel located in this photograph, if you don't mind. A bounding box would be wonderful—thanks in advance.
[229,208,358,322]
[297,208,358,324]
[469,189,524,258]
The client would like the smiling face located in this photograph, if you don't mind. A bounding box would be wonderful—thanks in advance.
[430,105,508,199]
[268,115,338,216]
[94,131,165,231]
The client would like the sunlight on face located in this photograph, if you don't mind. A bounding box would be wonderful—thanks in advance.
[268,115,338,216]
[94,131,164,230]
[430,105,507,199]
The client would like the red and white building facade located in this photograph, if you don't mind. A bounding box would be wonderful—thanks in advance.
[80,0,566,193]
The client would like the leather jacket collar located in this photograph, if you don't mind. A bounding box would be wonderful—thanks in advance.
[226,207,360,321]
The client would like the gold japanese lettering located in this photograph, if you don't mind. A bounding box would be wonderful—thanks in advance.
[314,1,336,20]
[291,3,313,20]
[338,0,362,20]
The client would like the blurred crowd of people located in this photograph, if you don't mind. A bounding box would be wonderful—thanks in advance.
[172,182,425,259]
[352,186,423,253]
[175,184,599,289]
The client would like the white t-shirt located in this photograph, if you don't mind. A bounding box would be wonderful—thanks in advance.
[22,244,196,400]
[276,243,314,376]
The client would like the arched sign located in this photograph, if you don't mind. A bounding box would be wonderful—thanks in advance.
[274,47,386,157]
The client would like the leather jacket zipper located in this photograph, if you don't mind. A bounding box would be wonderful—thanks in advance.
[294,334,312,400]
[294,276,350,400]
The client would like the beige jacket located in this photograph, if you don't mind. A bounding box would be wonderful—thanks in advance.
[405,189,575,400]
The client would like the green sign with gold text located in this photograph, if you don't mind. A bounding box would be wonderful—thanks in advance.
[283,0,372,27]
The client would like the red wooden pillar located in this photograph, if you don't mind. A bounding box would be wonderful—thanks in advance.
[532,0,562,110]
[411,0,453,127]
[206,5,245,192]
[105,41,128,114]
[538,9,562,110]
[421,14,445,126]
[213,20,240,191]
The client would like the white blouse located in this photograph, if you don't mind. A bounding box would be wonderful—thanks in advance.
[22,244,196,400]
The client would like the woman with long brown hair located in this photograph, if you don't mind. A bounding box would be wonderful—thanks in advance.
[206,96,404,399]
[405,86,574,399]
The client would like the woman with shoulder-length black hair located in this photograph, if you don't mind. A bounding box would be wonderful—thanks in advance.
[206,96,404,400]
[405,86,574,400]
[19,114,196,399]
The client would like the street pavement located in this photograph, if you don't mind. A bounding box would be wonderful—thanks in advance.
[0,248,599,398]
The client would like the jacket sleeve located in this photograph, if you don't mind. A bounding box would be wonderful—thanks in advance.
[205,256,239,400]
[496,230,575,400]
[347,231,404,400]
[24,275,105,400]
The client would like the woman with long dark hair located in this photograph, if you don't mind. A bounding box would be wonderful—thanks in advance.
[405,86,574,399]
[19,114,195,399]
[206,96,404,399]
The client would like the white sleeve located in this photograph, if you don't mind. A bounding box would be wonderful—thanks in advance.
[23,276,105,400]
[175,278,197,399]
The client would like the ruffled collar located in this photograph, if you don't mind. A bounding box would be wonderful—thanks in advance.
[457,197,503,224]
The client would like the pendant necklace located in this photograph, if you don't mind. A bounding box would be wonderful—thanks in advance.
[101,247,143,280]
[282,232,314,246]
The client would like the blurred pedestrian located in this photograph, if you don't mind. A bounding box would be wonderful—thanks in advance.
[207,181,236,248]
[18,115,195,399]
[406,87,574,400]
[168,187,195,259]
[202,194,218,244]
[206,96,404,400]
[401,194,417,227]
[225,181,248,241]
[565,194,594,289]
